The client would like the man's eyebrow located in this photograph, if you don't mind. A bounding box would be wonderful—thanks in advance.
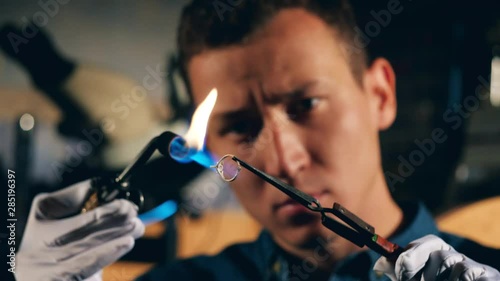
[211,108,256,123]
[262,81,318,104]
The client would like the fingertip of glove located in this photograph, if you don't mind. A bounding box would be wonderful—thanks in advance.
[130,217,146,239]
[373,256,389,271]
[121,235,136,248]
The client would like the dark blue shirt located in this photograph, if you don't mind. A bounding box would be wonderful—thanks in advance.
[137,202,500,281]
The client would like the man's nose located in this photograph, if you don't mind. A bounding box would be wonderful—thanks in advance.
[261,116,311,179]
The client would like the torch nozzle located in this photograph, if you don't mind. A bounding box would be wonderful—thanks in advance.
[168,136,197,163]
[156,131,212,167]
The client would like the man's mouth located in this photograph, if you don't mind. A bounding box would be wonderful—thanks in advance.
[273,191,328,216]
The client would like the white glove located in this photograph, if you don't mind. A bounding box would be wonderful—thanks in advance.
[16,180,145,281]
[373,235,500,281]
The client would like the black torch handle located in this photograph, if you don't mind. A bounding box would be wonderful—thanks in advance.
[80,177,144,214]
[116,131,180,183]
[79,131,181,215]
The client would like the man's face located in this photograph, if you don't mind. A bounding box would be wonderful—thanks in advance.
[187,9,396,250]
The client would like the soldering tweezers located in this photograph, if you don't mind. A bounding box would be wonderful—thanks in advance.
[232,155,404,261]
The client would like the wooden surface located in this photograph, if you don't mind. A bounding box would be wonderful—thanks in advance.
[437,196,500,249]
[176,210,261,258]
[103,261,155,281]
[103,210,261,281]
[0,88,61,123]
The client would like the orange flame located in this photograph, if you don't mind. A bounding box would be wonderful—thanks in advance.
[183,88,218,150]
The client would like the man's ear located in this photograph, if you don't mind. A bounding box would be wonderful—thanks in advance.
[364,58,397,130]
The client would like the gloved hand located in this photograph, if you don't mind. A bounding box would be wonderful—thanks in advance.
[16,180,145,281]
[373,235,500,281]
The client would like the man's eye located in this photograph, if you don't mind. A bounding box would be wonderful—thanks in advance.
[219,119,262,142]
[227,121,251,134]
[286,98,320,119]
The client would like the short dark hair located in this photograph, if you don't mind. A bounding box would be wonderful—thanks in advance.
[177,0,368,93]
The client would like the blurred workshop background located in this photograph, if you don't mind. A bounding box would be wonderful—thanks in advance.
[0,0,499,280]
